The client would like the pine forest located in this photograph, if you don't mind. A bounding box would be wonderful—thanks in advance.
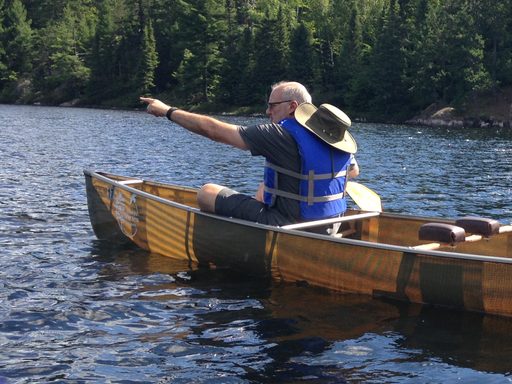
[1,0,511,121]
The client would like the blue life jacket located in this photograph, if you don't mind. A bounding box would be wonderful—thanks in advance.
[263,118,351,220]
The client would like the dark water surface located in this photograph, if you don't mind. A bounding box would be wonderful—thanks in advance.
[1,104,511,383]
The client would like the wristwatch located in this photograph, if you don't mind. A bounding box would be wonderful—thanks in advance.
[166,107,179,121]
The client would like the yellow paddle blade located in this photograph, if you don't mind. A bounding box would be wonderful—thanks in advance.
[346,181,382,212]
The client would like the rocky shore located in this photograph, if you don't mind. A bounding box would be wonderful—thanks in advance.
[406,89,512,129]
[406,106,512,128]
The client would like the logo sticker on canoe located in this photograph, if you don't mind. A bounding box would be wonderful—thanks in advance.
[112,190,139,238]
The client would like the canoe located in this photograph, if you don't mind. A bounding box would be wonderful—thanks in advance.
[84,170,512,317]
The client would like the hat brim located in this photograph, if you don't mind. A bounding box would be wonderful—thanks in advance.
[295,103,357,154]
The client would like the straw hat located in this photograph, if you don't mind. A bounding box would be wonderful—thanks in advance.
[295,103,357,154]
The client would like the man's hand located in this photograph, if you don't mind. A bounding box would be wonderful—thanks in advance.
[255,182,265,202]
[140,97,171,117]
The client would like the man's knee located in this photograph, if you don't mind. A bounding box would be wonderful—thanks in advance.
[197,183,224,212]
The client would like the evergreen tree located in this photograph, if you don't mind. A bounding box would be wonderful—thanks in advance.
[4,0,33,80]
[236,27,258,105]
[139,18,158,94]
[335,1,362,108]
[88,0,119,101]
[315,25,337,96]
[288,22,315,91]
[148,0,184,92]
[115,0,145,92]
[234,0,254,26]
[23,0,69,28]
[0,0,509,117]
[0,0,7,84]
[32,3,93,103]
[405,0,434,110]
[173,0,226,103]
[473,0,512,85]
[416,0,491,105]
[366,0,409,118]
[217,1,241,105]
[494,2,512,85]
[252,8,289,101]
[218,24,255,106]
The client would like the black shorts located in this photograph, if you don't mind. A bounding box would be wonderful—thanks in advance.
[214,187,292,226]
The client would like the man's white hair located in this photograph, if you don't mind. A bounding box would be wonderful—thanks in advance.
[271,81,312,104]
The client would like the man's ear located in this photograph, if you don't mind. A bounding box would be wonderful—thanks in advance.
[289,100,299,115]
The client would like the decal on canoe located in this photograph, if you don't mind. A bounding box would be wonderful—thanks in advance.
[112,189,139,238]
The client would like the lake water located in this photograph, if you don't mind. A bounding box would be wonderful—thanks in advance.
[1,104,511,383]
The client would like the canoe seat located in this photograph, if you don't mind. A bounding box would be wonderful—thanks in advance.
[455,216,500,237]
[418,223,466,245]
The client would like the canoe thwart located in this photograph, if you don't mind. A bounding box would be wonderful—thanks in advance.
[455,216,500,237]
[281,211,380,231]
[118,179,144,185]
[418,223,466,245]
[500,225,512,234]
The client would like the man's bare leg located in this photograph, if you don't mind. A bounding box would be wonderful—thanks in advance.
[197,183,225,212]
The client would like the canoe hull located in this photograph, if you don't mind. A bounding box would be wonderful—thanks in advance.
[85,174,131,243]
[84,170,512,317]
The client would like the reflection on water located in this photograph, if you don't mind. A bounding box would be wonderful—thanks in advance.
[0,104,511,383]
[90,247,512,383]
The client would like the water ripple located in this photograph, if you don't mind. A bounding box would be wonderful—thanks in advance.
[0,104,511,383]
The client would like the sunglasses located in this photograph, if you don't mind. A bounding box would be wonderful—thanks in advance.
[267,100,293,108]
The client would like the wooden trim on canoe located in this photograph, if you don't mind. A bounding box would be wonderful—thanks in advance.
[412,234,484,251]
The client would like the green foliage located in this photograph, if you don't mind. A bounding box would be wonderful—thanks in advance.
[172,0,226,103]
[413,0,491,106]
[252,8,290,101]
[0,0,510,118]
[30,2,94,103]
[0,0,7,84]
[23,0,70,28]
[289,22,315,91]
[4,0,33,80]
[140,19,158,93]
[334,1,362,107]
[472,0,512,85]
[366,0,410,117]
[218,25,256,106]
[87,0,120,102]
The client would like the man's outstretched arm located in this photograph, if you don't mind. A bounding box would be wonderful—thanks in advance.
[140,97,248,150]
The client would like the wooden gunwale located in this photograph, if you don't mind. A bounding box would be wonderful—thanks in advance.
[84,170,512,266]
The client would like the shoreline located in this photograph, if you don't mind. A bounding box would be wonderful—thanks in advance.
[405,116,512,129]
[3,101,512,129]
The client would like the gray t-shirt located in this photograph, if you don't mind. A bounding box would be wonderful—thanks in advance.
[238,123,301,221]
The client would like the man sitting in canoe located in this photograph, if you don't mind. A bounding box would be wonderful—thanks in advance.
[140,81,358,227]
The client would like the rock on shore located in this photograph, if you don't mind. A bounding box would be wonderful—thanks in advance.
[406,92,512,129]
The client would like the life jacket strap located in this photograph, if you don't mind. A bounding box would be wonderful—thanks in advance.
[263,186,345,204]
[265,162,347,180]
[265,161,347,206]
